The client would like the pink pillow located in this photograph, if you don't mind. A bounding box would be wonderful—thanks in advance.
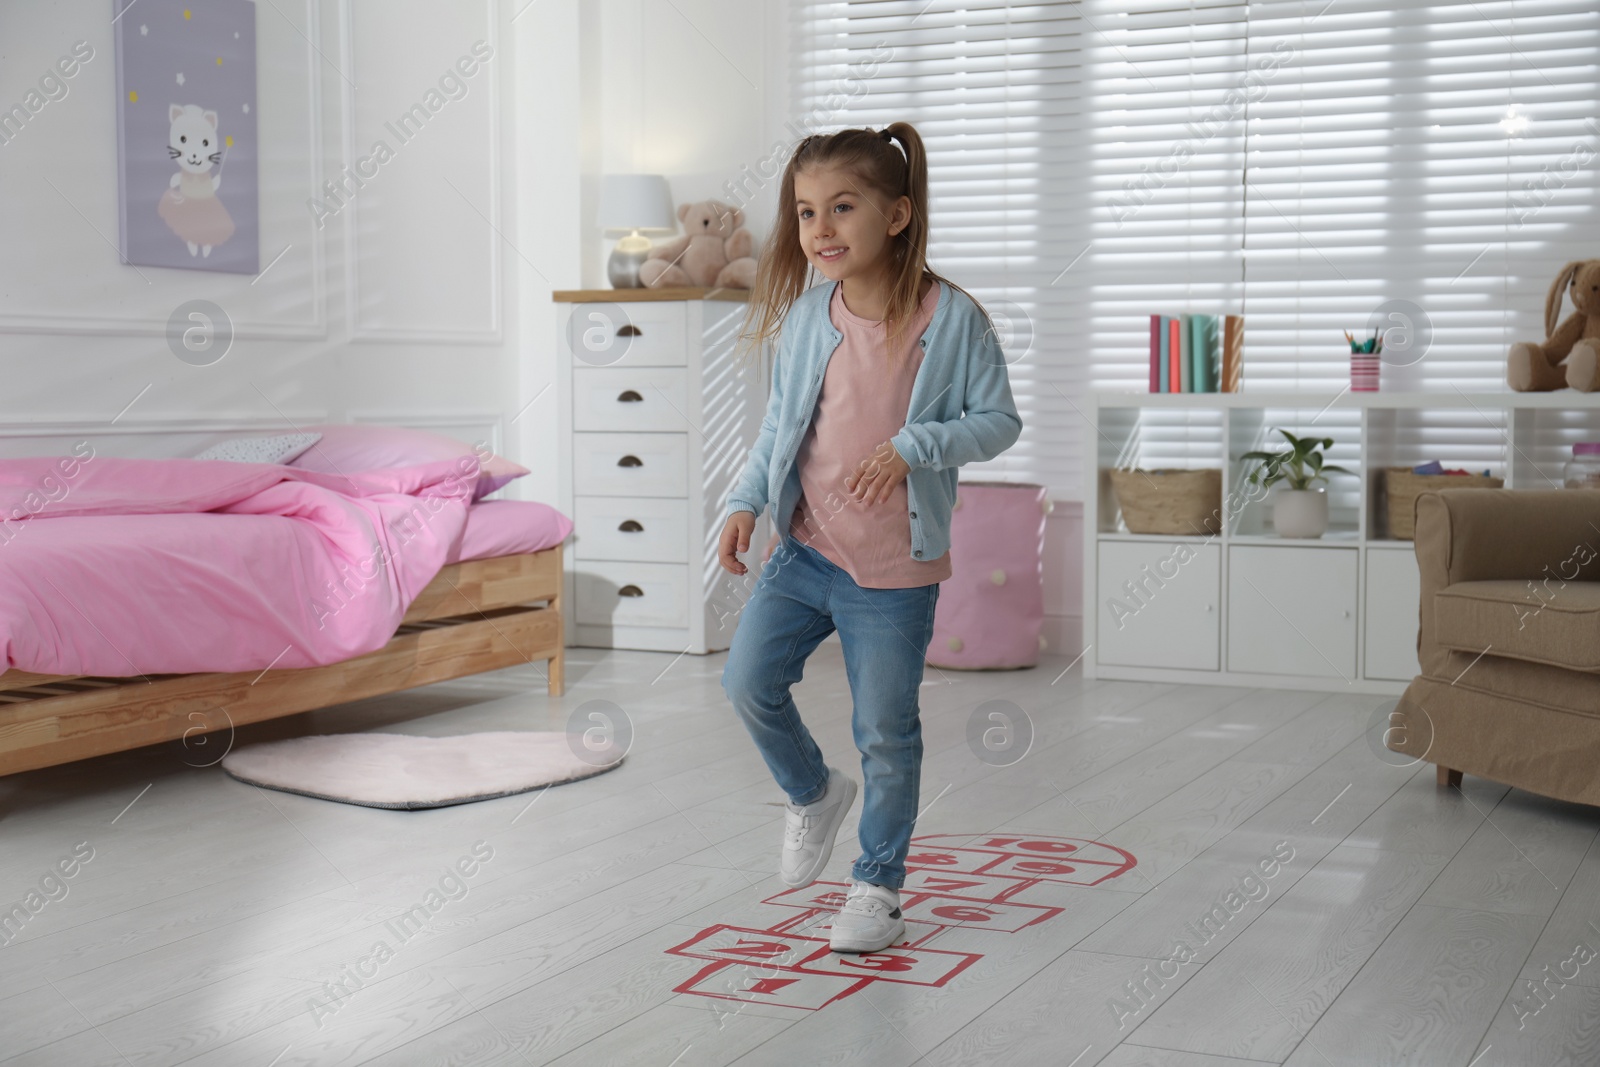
[287,424,529,500]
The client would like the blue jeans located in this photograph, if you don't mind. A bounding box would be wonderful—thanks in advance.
[721,536,940,890]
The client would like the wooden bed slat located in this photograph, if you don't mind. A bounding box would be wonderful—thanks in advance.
[0,670,73,694]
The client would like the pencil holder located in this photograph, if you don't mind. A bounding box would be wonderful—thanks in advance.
[1351,352,1380,392]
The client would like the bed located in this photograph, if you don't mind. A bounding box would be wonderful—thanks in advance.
[0,450,570,778]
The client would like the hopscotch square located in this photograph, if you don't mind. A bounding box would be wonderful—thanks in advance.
[675,959,869,1011]
[977,851,1130,886]
[667,924,826,968]
[789,942,983,987]
[900,869,1042,903]
[902,846,1011,876]
[913,833,1095,857]
[899,894,1063,933]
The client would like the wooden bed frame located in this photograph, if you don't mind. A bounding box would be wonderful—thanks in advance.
[0,544,565,778]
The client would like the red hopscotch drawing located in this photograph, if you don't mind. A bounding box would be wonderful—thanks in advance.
[667,833,1137,1011]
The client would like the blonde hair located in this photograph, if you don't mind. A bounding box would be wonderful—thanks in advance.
[735,121,993,370]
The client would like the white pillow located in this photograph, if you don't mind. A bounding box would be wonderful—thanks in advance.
[193,432,323,465]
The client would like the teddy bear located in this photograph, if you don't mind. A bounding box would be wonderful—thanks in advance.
[1507,259,1600,392]
[637,199,758,289]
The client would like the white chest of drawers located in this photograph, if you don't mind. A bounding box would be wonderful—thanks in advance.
[554,288,771,654]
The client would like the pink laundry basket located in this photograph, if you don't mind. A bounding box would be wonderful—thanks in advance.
[926,480,1048,670]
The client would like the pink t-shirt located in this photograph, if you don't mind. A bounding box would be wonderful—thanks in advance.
[789,279,951,589]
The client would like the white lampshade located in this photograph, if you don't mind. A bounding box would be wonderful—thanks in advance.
[599,174,677,235]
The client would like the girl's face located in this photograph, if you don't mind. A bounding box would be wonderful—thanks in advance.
[793,164,910,282]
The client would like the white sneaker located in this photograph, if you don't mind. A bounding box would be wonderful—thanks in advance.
[829,880,905,953]
[780,767,857,888]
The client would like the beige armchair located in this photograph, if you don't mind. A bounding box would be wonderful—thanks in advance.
[1392,488,1600,804]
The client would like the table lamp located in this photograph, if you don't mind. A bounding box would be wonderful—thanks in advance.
[599,174,677,289]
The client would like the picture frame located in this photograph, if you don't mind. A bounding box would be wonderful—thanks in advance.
[113,0,259,274]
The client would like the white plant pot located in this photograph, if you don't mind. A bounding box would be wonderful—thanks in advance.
[1273,487,1329,539]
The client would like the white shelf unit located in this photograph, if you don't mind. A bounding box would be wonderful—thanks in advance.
[554,291,771,654]
[1082,391,1600,694]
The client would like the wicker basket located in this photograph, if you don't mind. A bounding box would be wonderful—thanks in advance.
[1384,467,1503,540]
[1109,468,1222,536]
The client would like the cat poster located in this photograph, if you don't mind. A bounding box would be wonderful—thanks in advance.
[114,0,258,274]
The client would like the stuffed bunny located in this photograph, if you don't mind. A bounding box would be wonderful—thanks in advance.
[1508,259,1600,392]
[638,200,758,289]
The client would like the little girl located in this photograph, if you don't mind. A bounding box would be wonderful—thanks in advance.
[718,122,1022,954]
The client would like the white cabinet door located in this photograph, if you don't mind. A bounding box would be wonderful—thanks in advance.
[1097,541,1220,670]
[1365,547,1422,681]
[1228,546,1357,679]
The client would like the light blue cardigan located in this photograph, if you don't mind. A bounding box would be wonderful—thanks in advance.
[726,277,1023,563]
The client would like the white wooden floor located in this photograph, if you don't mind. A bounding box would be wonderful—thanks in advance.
[2,643,1598,1066]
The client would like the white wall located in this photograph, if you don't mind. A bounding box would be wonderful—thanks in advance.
[582,0,781,281]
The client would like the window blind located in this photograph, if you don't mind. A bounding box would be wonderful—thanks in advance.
[790,0,1600,500]
[790,0,1093,495]
[1239,0,1600,391]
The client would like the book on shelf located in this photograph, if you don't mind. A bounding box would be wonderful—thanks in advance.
[1168,318,1180,392]
[1206,314,1221,392]
[1222,314,1242,392]
[1178,313,1193,392]
[1193,313,1217,393]
[1150,314,1163,392]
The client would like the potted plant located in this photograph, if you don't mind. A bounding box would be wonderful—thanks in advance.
[1240,429,1353,539]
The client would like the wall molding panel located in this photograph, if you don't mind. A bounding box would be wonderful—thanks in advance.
[339,0,504,345]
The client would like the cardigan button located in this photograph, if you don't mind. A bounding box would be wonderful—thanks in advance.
[909,511,917,519]
[913,549,922,557]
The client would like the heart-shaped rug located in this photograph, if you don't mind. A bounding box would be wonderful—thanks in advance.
[220,731,623,810]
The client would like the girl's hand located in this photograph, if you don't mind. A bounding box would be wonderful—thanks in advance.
[845,440,911,505]
[718,511,756,575]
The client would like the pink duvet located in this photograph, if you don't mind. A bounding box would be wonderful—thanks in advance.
[0,453,569,678]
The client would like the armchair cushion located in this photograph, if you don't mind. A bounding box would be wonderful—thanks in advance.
[1434,579,1600,672]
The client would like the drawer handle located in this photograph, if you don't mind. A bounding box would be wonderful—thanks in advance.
[618,584,645,597]
[617,454,643,467]
[617,389,644,403]
[618,520,645,532]
[618,325,643,338]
